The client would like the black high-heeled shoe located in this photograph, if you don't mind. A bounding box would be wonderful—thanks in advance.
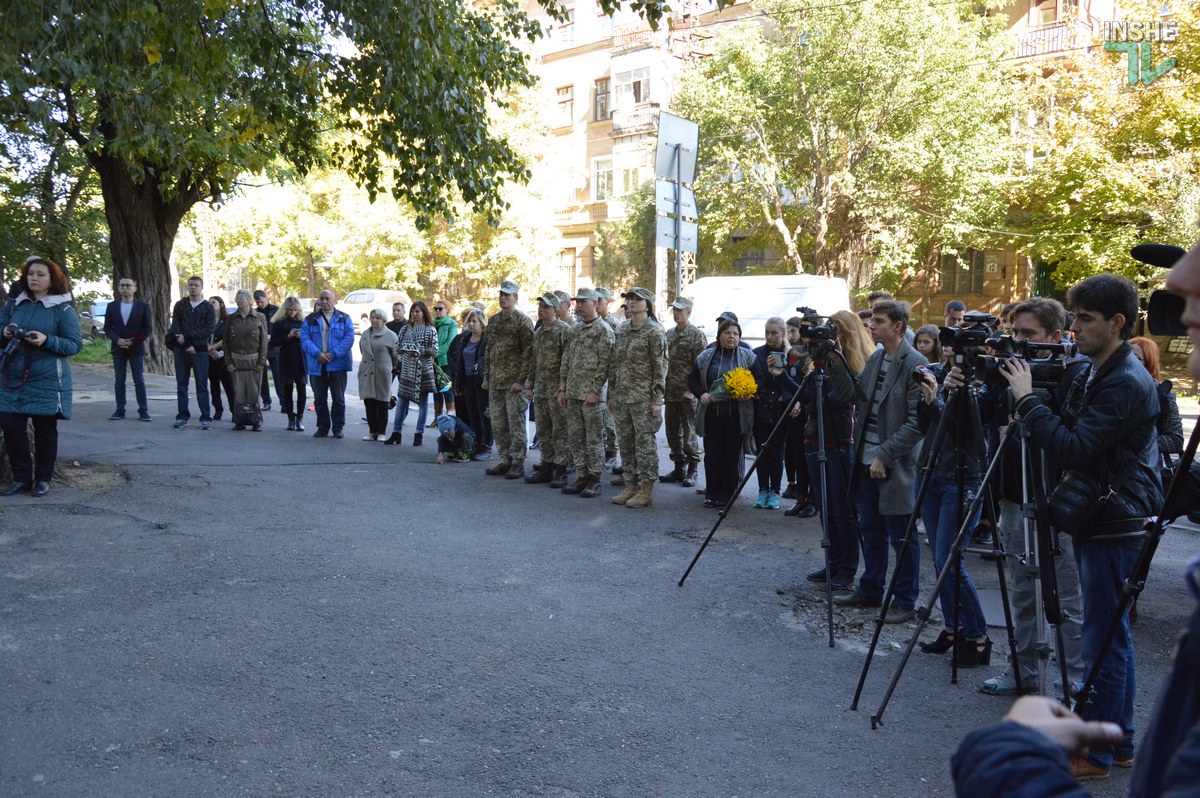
[919,629,956,655]
[953,636,993,669]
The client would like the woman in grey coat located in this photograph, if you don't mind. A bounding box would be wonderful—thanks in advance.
[0,256,83,497]
[358,309,398,441]
[385,300,437,446]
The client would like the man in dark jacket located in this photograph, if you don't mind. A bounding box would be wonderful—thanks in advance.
[1000,274,1162,780]
[253,290,280,411]
[165,275,216,430]
[104,277,153,421]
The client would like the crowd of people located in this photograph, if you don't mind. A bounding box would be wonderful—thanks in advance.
[3,247,1199,794]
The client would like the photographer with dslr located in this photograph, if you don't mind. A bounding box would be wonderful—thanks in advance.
[0,256,83,497]
[997,276,1162,779]
[946,298,1087,699]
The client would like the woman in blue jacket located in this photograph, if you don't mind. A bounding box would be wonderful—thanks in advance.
[0,257,83,497]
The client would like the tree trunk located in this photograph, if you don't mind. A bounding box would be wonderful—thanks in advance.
[91,153,196,375]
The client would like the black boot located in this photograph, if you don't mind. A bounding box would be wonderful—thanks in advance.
[287,414,297,431]
[548,465,568,489]
[681,464,698,488]
[526,463,554,484]
[659,462,685,483]
[384,431,402,445]
[294,413,305,432]
[413,433,423,447]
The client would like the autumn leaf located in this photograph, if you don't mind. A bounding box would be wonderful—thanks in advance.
[142,44,161,65]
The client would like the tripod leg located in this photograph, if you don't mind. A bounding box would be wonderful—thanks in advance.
[982,484,1024,696]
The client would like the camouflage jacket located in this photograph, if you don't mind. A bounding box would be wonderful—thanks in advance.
[599,313,620,334]
[559,317,614,399]
[527,318,570,395]
[484,308,534,388]
[610,317,667,405]
[664,323,708,401]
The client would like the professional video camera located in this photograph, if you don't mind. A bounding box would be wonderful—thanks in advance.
[975,334,1079,391]
[795,306,837,342]
[937,312,999,378]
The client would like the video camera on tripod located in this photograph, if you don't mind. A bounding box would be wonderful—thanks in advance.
[936,312,999,379]
[975,336,1079,392]
[795,306,838,363]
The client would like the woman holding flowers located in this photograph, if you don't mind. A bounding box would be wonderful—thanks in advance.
[687,317,763,509]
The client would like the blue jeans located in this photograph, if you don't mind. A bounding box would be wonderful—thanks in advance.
[1075,537,1141,769]
[855,463,920,609]
[393,391,429,432]
[919,473,987,640]
[308,368,347,433]
[113,350,147,415]
[806,446,859,582]
[173,348,211,422]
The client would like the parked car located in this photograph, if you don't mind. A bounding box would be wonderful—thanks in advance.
[341,288,413,332]
[76,301,106,340]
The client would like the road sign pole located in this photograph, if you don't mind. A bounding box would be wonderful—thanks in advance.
[674,142,682,299]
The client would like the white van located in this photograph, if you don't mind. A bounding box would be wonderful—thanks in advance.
[683,275,852,348]
[340,288,414,332]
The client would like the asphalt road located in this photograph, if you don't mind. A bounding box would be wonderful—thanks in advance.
[1,365,1195,797]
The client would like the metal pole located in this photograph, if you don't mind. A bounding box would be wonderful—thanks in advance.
[674,142,682,299]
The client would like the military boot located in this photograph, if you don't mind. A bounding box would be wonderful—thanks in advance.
[548,465,569,489]
[485,460,511,476]
[580,475,602,498]
[611,479,640,505]
[562,475,590,494]
[625,480,655,508]
[681,464,698,488]
[526,463,555,484]
[659,462,685,483]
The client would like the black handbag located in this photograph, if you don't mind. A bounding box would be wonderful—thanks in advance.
[1049,458,1140,539]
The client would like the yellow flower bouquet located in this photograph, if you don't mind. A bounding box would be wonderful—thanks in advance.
[709,367,757,401]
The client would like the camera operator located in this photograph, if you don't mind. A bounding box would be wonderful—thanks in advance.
[946,298,1087,699]
[953,245,1200,798]
[769,310,873,588]
[992,276,1161,779]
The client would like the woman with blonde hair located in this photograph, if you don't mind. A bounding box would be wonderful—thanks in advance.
[270,297,308,430]
[223,289,269,431]
[828,309,875,376]
[358,309,399,441]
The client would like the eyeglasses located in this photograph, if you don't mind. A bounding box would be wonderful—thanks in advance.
[434,306,446,312]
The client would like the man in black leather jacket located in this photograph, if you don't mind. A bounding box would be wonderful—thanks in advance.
[999,274,1162,779]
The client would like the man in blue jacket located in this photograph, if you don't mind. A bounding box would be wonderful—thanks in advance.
[300,289,355,439]
[104,277,153,422]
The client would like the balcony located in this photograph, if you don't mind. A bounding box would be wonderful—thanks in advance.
[611,102,660,136]
[553,203,609,227]
[1013,18,1095,59]
[613,21,655,53]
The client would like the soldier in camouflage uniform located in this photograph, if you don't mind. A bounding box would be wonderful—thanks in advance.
[595,287,621,471]
[609,287,667,508]
[557,287,613,498]
[483,279,534,480]
[661,296,708,487]
[524,293,571,485]
[552,290,575,327]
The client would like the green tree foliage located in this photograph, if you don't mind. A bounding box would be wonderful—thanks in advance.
[1005,0,1200,287]
[674,0,1013,285]
[593,182,657,291]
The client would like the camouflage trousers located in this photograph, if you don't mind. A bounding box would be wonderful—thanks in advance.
[533,395,568,466]
[566,398,606,478]
[489,387,529,464]
[602,400,619,458]
[664,398,702,465]
[614,402,663,484]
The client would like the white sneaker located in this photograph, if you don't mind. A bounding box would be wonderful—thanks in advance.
[979,670,1018,696]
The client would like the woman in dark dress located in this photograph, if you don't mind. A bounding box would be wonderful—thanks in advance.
[453,309,493,459]
[206,296,235,421]
[270,297,308,431]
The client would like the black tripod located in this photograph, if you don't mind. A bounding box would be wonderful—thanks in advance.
[850,386,1023,723]
[679,345,851,648]
[1073,421,1200,715]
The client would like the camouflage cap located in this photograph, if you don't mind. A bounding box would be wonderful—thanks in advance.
[539,293,561,310]
[594,287,612,300]
[553,290,572,304]
[573,287,600,301]
[622,286,654,303]
[499,279,520,295]
[670,296,693,310]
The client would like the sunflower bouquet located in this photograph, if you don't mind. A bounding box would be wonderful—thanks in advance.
[709,367,758,401]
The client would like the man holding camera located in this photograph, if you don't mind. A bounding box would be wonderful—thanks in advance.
[997,275,1162,779]
[836,300,926,622]
[945,298,1087,699]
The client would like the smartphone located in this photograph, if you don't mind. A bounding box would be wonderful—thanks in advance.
[767,352,784,369]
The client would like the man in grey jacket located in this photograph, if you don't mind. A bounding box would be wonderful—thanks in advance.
[836,300,927,623]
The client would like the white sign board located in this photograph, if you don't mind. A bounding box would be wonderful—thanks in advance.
[654,179,698,220]
[655,215,699,253]
[654,112,699,185]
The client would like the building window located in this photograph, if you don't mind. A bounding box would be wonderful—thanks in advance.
[593,158,614,202]
[614,67,651,108]
[1033,0,1058,26]
[555,85,574,128]
[594,78,611,121]
[620,165,643,195]
[939,249,985,295]
[558,7,575,43]
[560,247,577,284]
